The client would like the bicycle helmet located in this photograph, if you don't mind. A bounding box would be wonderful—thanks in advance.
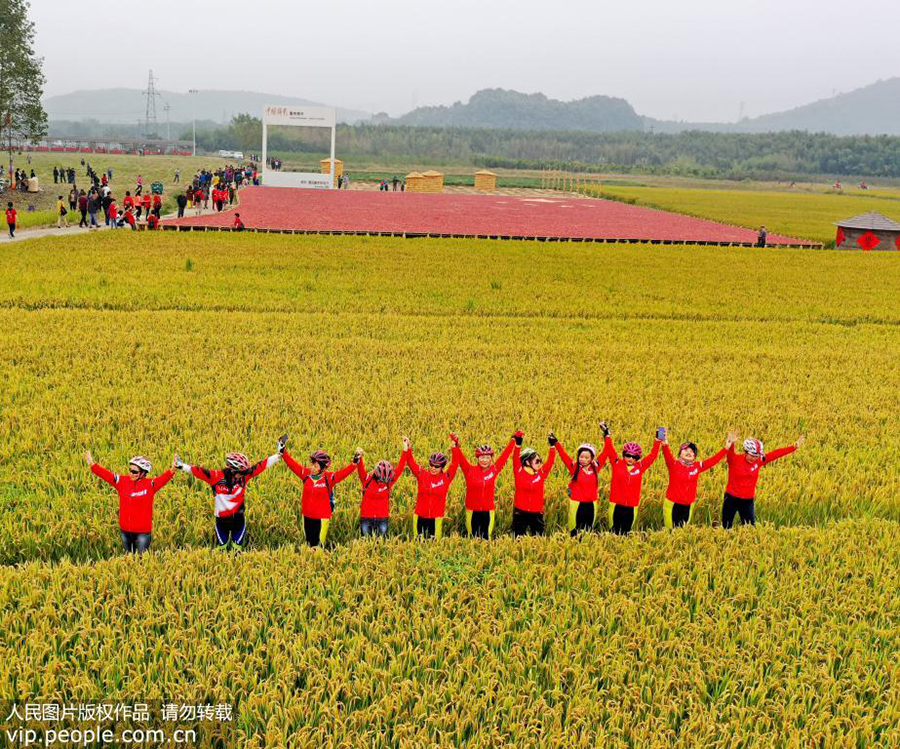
[519,447,538,467]
[622,441,643,458]
[576,443,597,459]
[429,452,449,469]
[225,452,251,471]
[743,438,763,458]
[129,456,152,474]
[310,450,331,469]
[474,444,494,457]
[373,460,395,484]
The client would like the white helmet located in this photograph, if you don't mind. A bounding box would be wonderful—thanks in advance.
[743,438,763,457]
[129,455,152,474]
[577,443,597,459]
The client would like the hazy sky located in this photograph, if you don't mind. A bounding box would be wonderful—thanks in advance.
[32,0,899,121]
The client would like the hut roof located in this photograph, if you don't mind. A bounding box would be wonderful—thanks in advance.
[834,211,900,231]
[422,170,443,177]
[475,170,496,176]
[405,172,424,178]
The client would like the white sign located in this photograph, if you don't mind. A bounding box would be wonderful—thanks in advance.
[263,105,336,129]
[263,172,334,189]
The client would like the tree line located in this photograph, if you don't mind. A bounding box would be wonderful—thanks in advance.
[189,115,900,180]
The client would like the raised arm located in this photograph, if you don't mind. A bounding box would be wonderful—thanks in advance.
[446,453,460,482]
[662,442,676,471]
[247,453,282,481]
[640,439,662,471]
[282,450,310,480]
[450,433,472,474]
[541,440,557,478]
[389,452,408,488]
[151,465,175,491]
[512,444,522,476]
[698,448,727,473]
[555,441,575,475]
[494,435,518,472]
[403,437,420,478]
[761,443,798,467]
[331,460,358,485]
[87,453,118,487]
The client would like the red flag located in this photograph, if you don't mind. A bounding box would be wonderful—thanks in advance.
[857,232,880,251]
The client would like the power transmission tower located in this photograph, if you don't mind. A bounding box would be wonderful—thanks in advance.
[143,70,161,138]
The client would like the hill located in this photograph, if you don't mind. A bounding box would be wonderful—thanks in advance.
[394,88,644,131]
[42,88,371,126]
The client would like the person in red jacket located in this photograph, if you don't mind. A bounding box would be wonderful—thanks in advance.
[601,422,661,534]
[142,192,152,217]
[661,430,735,528]
[175,435,286,550]
[84,450,175,554]
[233,213,245,231]
[400,436,458,539]
[355,448,408,538]
[5,202,16,238]
[282,446,359,547]
[451,431,516,539]
[722,434,805,528]
[556,436,610,535]
[107,198,118,229]
[146,212,159,230]
[511,432,558,537]
[152,192,162,218]
[123,207,136,230]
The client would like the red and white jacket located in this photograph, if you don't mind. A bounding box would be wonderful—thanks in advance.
[357,454,408,518]
[180,454,280,517]
[511,445,557,513]
[91,463,173,532]
[452,439,515,512]
[282,450,356,520]
[556,441,609,502]
[603,436,661,508]
[662,444,726,505]
[404,449,459,519]
[725,444,796,499]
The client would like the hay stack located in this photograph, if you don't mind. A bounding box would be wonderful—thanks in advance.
[421,170,444,193]
[320,158,344,187]
[474,170,497,192]
[405,172,426,192]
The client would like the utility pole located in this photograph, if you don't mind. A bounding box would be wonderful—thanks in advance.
[164,102,171,142]
[189,89,199,156]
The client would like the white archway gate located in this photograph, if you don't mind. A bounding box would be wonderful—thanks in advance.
[261,105,336,189]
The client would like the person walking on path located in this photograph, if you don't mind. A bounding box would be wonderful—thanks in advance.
[56,196,69,228]
[87,192,100,229]
[756,226,767,248]
[78,190,88,227]
[5,203,16,238]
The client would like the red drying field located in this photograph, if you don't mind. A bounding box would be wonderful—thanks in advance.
[167,188,810,245]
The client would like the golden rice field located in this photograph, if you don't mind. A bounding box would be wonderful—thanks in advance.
[0,230,898,746]
[587,183,900,244]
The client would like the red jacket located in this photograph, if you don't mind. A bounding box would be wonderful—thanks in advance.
[142,194,151,208]
[123,196,134,209]
[725,444,796,499]
[91,463,173,532]
[603,436,661,507]
[512,445,556,512]
[283,450,356,519]
[5,209,15,225]
[357,454,407,518]
[452,439,515,511]
[662,444,726,505]
[153,194,162,207]
[556,441,608,502]
[182,454,280,517]
[404,449,458,519]
[108,202,118,219]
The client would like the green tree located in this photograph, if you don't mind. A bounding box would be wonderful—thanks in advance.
[0,0,47,185]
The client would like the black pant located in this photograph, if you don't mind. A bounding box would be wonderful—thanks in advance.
[120,530,152,554]
[671,502,692,528]
[304,517,324,547]
[360,517,389,537]
[416,517,436,539]
[79,209,87,227]
[572,501,595,536]
[7,223,14,238]
[177,206,185,218]
[610,505,635,535]
[512,508,545,537]
[215,510,247,547]
[722,492,755,528]
[469,510,492,539]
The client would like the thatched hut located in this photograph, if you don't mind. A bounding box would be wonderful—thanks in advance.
[834,211,900,251]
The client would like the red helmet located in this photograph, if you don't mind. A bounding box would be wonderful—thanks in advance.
[225,452,251,471]
[373,460,395,484]
[429,452,449,469]
[310,450,331,468]
[474,444,494,457]
[622,442,642,458]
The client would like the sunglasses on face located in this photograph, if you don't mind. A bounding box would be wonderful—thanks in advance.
[532,457,543,465]
[623,453,640,460]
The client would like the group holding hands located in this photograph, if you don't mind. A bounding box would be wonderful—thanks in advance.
[84,424,805,553]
